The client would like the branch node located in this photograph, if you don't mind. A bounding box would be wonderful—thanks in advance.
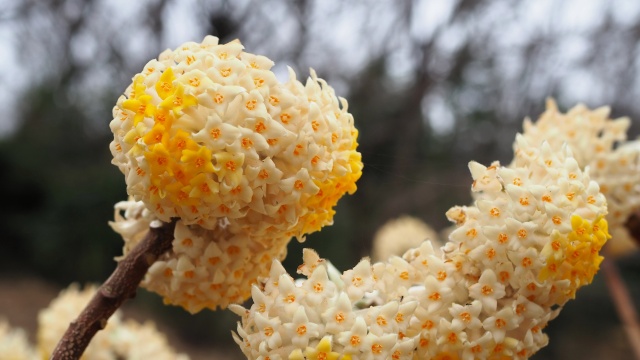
[100,285,116,299]
[145,253,157,265]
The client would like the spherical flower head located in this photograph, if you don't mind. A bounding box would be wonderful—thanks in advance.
[233,137,610,359]
[518,98,629,168]
[0,320,36,360]
[371,215,441,262]
[111,198,291,311]
[517,98,640,250]
[110,321,190,360]
[36,284,189,359]
[109,36,362,241]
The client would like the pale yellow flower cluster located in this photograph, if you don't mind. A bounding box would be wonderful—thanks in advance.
[111,199,290,312]
[37,284,189,360]
[0,285,188,360]
[109,36,361,311]
[232,138,609,360]
[371,215,440,262]
[109,35,362,237]
[0,320,36,360]
[519,99,640,253]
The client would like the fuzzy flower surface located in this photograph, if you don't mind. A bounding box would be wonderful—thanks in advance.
[111,199,291,312]
[232,137,609,360]
[371,215,441,262]
[109,35,362,238]
[109,36,361,311]
[518,99,640,253]
[37,284,189,360]
[0,320,36,360]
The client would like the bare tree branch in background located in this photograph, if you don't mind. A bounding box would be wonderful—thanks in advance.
[5,0,640,273]
[2,1,640,357]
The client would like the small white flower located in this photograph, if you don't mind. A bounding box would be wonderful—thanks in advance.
[322,292,356,335]
[482,307,520,343]
[341,258,375,301]
[468,269,506,313]
[336,316,368,355]
[508,246,543,280]
[284,306,321,350]
[461,331,493,360]
[362,332,397,360]
[301,265,336,308]
[449,300,483,331]
[367,301,399,336]
[253,312,283,350]
[469,161,502,194]
[389,337,418,360]
[274,274,305,318]
[512,295,545,324]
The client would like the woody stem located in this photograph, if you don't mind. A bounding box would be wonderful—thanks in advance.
[50,219,177,360]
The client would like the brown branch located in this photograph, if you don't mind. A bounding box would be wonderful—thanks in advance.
[51,219,177,360]
[602,256,640,360]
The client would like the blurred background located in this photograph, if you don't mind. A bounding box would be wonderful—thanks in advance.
[0,0,639,358]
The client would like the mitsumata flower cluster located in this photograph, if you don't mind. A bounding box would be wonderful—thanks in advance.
[111,199,294,311]
[231,138,610,360]
[371,216,441,262]
[109,36,362,311]
[110,36,361,234]
[0,320,34,359]
[105,35,620,359]
[0,285,188,360]
[519,99,640,254]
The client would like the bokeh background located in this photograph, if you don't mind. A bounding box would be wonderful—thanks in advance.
[1,0,640,358]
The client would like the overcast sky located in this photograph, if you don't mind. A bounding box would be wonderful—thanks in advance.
[0,0,638,137]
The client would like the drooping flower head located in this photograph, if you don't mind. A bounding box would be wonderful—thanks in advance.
[232,136,610,359]
[111,199,292,312]
[518,99,640,253]
[109,36,362,311]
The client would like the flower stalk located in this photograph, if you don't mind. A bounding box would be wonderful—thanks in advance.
[51,219,176,360]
